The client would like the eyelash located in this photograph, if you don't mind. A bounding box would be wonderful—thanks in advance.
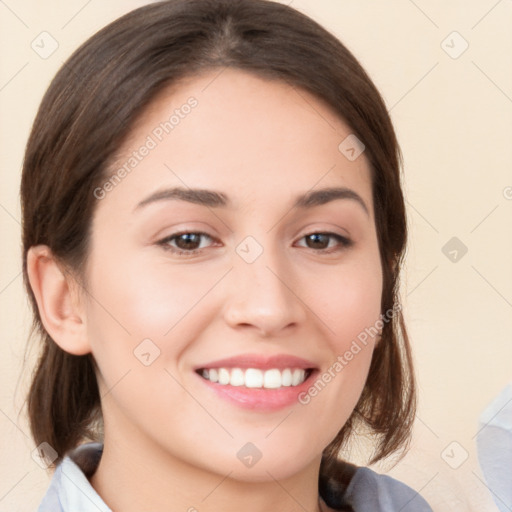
[156,230,353,257]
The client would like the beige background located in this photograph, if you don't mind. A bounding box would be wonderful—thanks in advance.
[1,1,511,510]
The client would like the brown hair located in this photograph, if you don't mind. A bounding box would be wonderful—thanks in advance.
[21,0,415,477]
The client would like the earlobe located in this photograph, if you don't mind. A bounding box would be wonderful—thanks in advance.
[26,245,91,355]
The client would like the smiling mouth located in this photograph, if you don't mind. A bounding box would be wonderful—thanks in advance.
[195,367,315,389]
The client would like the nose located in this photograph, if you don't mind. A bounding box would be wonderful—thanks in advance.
[222,247,306,338]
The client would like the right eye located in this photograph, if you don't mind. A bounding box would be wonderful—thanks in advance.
[156,231,218,257]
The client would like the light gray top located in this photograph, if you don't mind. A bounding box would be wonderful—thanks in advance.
[37,442,433,511]
[477,382,512,512]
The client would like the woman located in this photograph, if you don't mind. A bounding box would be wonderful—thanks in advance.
[21,1,432,510]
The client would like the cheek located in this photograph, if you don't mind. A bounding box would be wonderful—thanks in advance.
[305,255,383,351]
[88,240,212,328]
[84,249,222,376]
[300,254,383,405]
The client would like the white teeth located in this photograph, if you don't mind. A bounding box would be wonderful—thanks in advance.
[263,369,282,389]
[292,369,304,386]
[218,368,230,385]
[281,368,292,386]
[245,368,263,388]
[200,367,309,389]
[230,368,245,386]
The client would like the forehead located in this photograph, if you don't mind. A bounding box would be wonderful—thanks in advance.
[97,68,374,219]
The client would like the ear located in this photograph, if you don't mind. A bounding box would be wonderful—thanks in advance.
[26,245,91,355]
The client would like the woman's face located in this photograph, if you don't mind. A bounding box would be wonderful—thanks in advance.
[83,68,383,481]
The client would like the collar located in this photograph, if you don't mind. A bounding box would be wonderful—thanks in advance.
[37,442,432,512]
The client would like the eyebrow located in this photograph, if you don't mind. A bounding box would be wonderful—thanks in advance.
[133,186,369,216]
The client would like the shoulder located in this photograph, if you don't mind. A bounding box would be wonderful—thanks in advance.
[320,459,433,512]
[37,443,109,512]
[345,466,433,511]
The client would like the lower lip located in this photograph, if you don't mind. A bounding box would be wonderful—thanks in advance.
[196,370,318,411]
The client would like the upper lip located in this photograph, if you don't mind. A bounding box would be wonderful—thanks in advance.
[195,353,318,371]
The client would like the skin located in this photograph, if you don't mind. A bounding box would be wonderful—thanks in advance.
[28,68,383,512]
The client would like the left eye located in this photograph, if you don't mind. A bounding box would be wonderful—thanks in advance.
[296,232,353,252]
[157,231,353,256]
